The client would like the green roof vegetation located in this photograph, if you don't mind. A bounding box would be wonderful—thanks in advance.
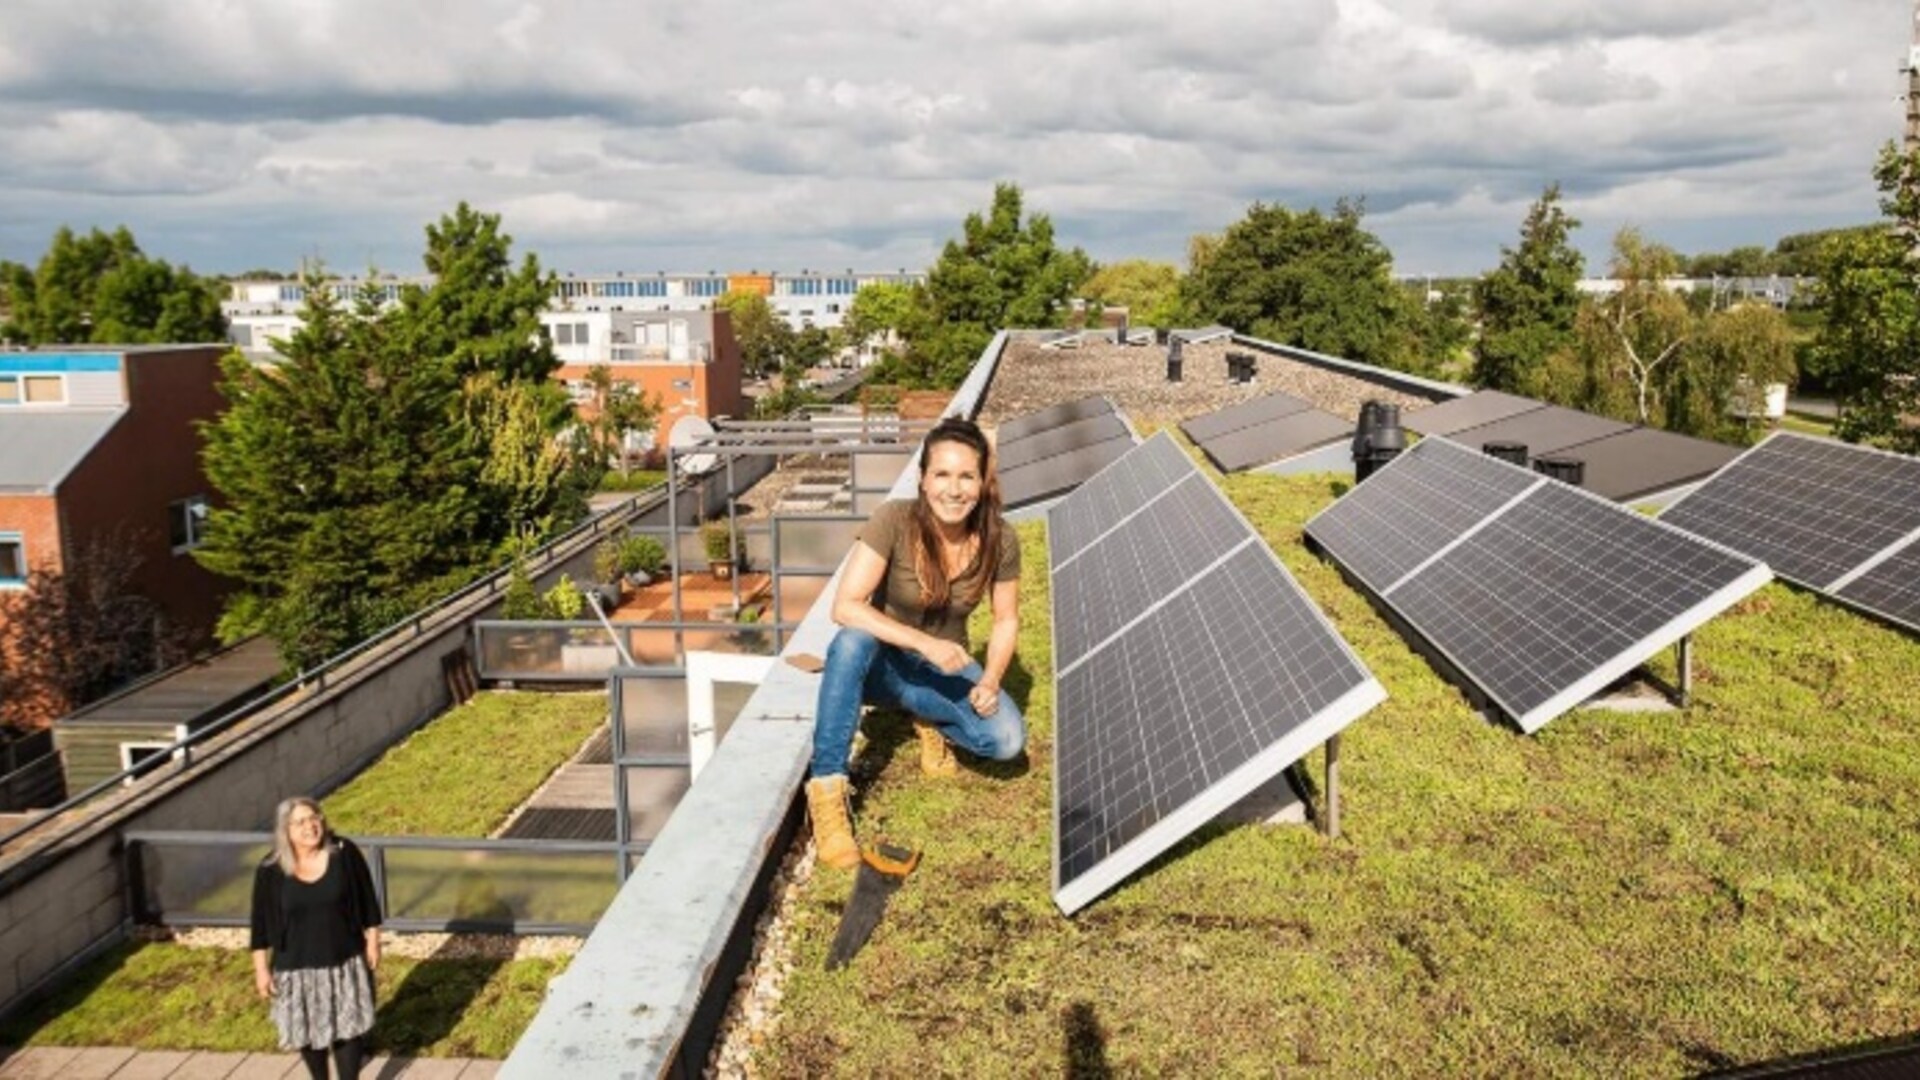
[0,941,565,1058]
[326,689,607,837]
[759,465,1920,1076]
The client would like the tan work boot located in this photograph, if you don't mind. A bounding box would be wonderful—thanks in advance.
[913,720,959,778]
[805,775,860,870]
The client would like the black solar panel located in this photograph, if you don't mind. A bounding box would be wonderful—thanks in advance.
[1049,433,1384,914]
[1835,539,1920,632]
[1046,434,1193,563]
[1660,434,1920,589]
[1402,390,1543,436]
[1051,474,1246,669]
[1304,437,1535,593]
[996,412,1132,472]
[1309,437,1770,733]
[1197,410,1353,473]
[996,395,1115,443]
[1547,426,1742,503]
[999,439,1135,510]
[1179,392,1313,443]
[1388,483,1767,731]
[1444,406,1634,459]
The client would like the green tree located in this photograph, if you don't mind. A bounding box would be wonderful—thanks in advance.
[1078,260,1186,328]
[1565,228,1692,424]
[1181,198,1414,369]
[397,203,557,384]
[0,225,224,345]
[842,280,921,352]
[716,289,792,377]
[580,365,660,478]
[885,183,1092,387]
[197,282,490,670]
[1472,184,1584,394]
[1671,303,1796,441]
[1807,142,1920,451]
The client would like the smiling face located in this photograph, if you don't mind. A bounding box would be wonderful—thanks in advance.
[920,440,984,529]
[287,803,326,854]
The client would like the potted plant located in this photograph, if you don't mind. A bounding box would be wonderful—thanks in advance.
[593,538,624,596]
[619,535,667,586]
[701,520,738,580]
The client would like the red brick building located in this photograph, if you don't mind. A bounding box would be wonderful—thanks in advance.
[0,346,232,727]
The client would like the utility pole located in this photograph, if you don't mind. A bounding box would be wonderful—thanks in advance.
[1907,0,1920,152]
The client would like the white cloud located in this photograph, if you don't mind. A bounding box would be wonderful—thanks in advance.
[0,0,1904,275]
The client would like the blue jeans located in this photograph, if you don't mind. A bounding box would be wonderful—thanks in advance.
[810,627,1026,778]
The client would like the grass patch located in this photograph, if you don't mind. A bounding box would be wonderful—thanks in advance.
[0,941,565,1058]
[596,469,667,493]
[760,464,1920,1077]
[325,690,606,837]
[1777,414,1835,438]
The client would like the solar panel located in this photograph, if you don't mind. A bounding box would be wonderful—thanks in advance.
[996,395,1115,443]
[996,412,1132,472]
[1304,436,1536,593]
[1660,433,1920,589]
[1402,390,1543,436]
[999,439,1136,510]
[1544,427,1742,503]
[1197,410,1353,473]
[1049,433,1385,914]
[1306,437,1770,733]
[1834,538,1920,632]
[1443,406,1634,458]
[1179,391,1313,443]
[1045,434,1194,563]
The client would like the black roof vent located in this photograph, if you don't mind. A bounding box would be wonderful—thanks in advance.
[1483,441,1529,468]
[1352,400,1407,482]
[1226,351,1257,384]
[1533,455,1586,487]
[1166,338,1184,382]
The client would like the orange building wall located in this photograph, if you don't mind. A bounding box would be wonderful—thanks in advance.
[0,493,65,581]
[725,273,774,297]
[555,311,747,449]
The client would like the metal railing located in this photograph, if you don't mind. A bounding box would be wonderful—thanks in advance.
[0,488,665,852]
[126,831,625,935]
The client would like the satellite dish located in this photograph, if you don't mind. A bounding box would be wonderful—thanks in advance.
[669,415,718,474]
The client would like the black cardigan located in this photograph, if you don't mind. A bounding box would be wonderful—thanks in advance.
[249,836,382,955]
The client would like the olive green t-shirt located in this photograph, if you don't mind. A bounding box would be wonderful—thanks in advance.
[856,499,1020,647]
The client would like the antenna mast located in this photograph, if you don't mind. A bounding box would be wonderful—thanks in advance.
[1907,0,1920,151]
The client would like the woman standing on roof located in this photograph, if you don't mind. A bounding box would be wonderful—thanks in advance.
[250,796,382,1079]
[807,416,1027,869]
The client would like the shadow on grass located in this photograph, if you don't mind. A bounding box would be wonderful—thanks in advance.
[370,892,509,1059]
[0,940,138,1047]
[1063,1001,1111,1079]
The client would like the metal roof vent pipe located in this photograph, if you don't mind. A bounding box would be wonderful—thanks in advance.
[1166,338,1184,382]
[1352,401,1406,482]
[1483,441,1529,468]
[1533,455,1586,487]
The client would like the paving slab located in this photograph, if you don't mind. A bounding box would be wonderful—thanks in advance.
[167,1051,251,1079]
[376,1059,468,1079]
[104,1050,197,1079]
[456,1062,501,1079]
[0,1047,84,1079]
[51,1048,135,1079]
[221,1055,297,1080]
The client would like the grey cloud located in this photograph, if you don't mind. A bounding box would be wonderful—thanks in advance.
[1437,0,1765,46]
[1532,45,1660,106]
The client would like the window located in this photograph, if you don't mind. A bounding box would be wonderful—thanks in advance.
[0,375,63,406]
[566,380,595,404]
[23,375,63,404]
[0,534,24,587]
[687,278,726,298]
[672,378,694,392]
[169,496,209,552]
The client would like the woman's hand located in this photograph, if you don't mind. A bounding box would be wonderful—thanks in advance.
[969,681,1001,717]
[254,966,274,1000]
[365,930,381,975]
[921,637,971,675]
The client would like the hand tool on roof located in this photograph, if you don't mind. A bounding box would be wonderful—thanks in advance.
[825,841,921,970]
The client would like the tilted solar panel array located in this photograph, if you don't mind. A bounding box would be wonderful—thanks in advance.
[1178,392,1354,473]
[1659,432,1920,632]
[1304,437,1771,734]
[1048,432,1385,915]
[994,395,1137,510]
[1404,390,1742,503]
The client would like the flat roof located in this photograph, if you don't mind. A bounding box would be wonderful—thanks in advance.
[0,409,125,492]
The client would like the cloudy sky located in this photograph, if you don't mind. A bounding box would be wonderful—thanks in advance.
[0,1,1906,279]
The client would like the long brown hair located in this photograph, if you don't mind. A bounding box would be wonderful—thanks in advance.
[911,418,1003,614]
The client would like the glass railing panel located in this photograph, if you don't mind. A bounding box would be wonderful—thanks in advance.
[615,675,689,756]
[380,846,617,930]
[623,765,692,843]
[134,840,269,923]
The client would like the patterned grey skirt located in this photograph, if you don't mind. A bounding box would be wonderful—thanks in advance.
[270,956,376,1050]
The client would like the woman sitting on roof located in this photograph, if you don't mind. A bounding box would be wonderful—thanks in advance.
[806,416,1026,869]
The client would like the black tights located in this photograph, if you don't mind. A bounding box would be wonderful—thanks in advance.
[298,1037,364,1079]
